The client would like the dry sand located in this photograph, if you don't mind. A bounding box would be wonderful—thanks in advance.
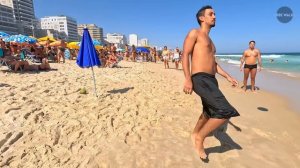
[0,61,300,167]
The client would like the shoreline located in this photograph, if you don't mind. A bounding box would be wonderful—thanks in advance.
[218,61,300,112]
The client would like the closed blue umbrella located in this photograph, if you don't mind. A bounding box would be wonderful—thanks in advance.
[77,39,102,47]
[76,28,101,97]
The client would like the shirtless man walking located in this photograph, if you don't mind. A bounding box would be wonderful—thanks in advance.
[240,41,262,92]
[57,39,66,63]
[182,5,240,161]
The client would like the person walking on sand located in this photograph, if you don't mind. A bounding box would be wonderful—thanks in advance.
[182,5,240,161]
[57,38,66,63]
[162,46,170,68]
[173,47,181,69]
[240,40,262,92]
[131,45,137,62]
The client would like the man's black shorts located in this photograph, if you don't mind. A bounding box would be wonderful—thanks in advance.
[191,72,240,119]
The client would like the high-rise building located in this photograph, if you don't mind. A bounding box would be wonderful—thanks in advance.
[139,38,149,46]
[0,3,17,35]
[12,0,35,24]
[41,16,79,41]
[0,0,36,35]
[106,33,127,48]
[129,34,138,46]
[78,24,103,42]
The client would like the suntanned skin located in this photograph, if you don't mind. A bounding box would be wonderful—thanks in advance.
[240,42,262,92]
[182,8,238,160]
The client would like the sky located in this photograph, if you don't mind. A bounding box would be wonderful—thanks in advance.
[33,0,300,53]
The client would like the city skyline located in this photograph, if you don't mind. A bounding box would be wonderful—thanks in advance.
[33,0,300,53]
[1,0,299,52]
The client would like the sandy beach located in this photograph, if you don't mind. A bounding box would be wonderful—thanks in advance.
[1,61,300,167]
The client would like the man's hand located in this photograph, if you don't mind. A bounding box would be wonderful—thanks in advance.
[258,66,261,72]
[183,79,193,94]
[227,76,238,87]
[240,67,243,72]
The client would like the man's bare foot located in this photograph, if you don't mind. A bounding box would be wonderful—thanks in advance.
[195,137,208,160]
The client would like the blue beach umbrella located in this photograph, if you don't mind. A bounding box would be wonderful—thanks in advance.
[0,32,10,38]
[92,39,102,46]
[136,47,150,53]
[77,39,102,47]
[4,34,36,44]
[76,28,101,97]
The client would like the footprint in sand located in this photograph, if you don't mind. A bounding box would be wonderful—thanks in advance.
[0,132,23,154]
[0,132,13,148]
[124,132,142,145]
[4,107,21,114]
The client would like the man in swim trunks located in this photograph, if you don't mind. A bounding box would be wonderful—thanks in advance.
[240,40,262,92]
[57,39,66,63]
[182,5,240,161]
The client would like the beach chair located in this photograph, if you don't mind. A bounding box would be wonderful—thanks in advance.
[22,48,41,63]
[0,57,17,72]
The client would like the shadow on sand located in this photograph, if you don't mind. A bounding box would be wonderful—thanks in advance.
[107,87,134,94]
[241,85,260,91]
[1,68,58,74]
[0,83,11,87]
[205,120,242,161]
[257,107,269,112]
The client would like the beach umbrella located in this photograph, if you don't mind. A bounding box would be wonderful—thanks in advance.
[0,32,10,38]
[136,47,150,53]
[68,42,80,49]
[38,36,56,42]
[76,28,101,97]
[95,46,103,50]
[3,34,37,44]
[49,40,67,47]
[92,39,102,46]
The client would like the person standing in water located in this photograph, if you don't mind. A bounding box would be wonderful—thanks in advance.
[240,40,262,92]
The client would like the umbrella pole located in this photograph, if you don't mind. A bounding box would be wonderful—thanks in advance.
[91,66,98,97]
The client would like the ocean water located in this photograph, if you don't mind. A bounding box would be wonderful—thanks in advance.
[216,53,300,78]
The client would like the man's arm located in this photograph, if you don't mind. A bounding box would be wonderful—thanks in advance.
[182,29,197,94]
[216,62,238,87]
[257,49,262,71]
[240,51,246,71]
